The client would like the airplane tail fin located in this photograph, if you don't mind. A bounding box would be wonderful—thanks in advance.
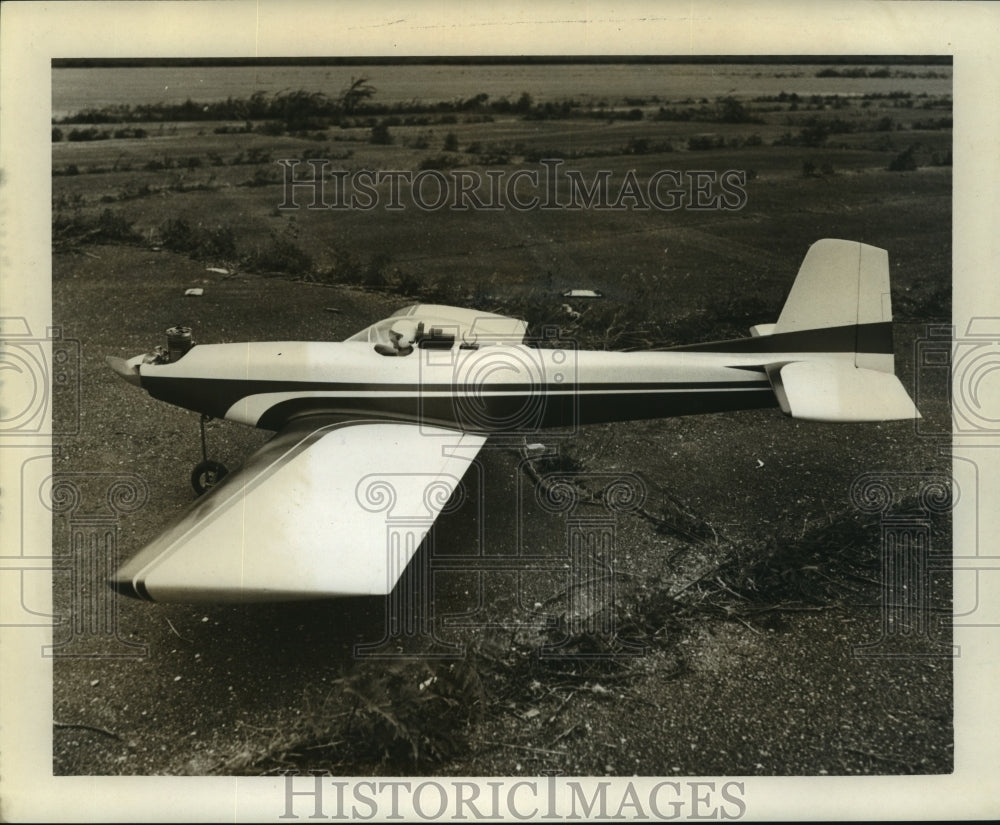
[771,238,893,372]
[759,239,920,422]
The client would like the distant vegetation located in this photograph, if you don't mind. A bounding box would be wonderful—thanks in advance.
[53,89,767,132]
[52,126,148,142]
[55,80,536,135]
[52,80,953,156]
[815,66,949,79]
[52,79,952,323]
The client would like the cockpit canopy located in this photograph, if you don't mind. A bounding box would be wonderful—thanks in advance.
[346,304,528,352]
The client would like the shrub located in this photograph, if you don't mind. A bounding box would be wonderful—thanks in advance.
[418,153,461,171]
[361,251,392,289]
[159,217,197,252]
[717,96,754,124]
[246,147,272,165]
[244,166,279,187]
[370,121,393,145]
[112,127,148,139]
[94,209,140,242]
[336,660,483,765]
[395,269,423,296]
[477,146,511,164]
[256,120,286,137]
[247,232,313,275]
[229,659,485,773]
[67,127,110,142]
[55,208,141,245]
[918,117,953,130]
[797,122,828,147]
[320,244,359,283]
[160,218,237,259]
[687,134,723,151]
[199,225,237,259]
[887,146,918,172]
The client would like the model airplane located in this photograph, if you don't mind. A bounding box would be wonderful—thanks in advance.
[107,239,919,603]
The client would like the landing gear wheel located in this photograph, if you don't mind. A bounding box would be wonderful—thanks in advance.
[191,460,228,496]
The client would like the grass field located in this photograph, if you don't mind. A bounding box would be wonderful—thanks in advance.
[53,87,951,341]
[52,78,953,777]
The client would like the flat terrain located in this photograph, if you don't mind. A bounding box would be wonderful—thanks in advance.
[50,74,953,777]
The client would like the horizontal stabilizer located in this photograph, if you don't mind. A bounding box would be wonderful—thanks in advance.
[769,361,920,422]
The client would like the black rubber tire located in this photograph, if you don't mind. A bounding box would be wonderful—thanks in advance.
[191,460,228,496]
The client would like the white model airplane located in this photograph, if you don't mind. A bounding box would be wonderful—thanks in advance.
[107,239,919,603]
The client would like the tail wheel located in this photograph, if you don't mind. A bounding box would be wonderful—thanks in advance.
[191,460,228,496]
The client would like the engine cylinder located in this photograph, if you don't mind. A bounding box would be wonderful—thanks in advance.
[166,326,194,362]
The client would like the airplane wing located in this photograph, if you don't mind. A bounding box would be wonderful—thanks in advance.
[110,418,486,602]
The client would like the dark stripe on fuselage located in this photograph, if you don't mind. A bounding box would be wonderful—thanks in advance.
[668,321,893,354]
[255,387,778,431]
[141,376,774,424]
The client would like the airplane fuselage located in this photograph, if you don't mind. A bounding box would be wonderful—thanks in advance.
[126,337,865,433]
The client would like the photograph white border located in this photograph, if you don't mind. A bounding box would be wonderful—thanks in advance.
[2,1,997,820]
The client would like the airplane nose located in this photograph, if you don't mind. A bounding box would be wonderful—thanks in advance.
[107,355,142,387]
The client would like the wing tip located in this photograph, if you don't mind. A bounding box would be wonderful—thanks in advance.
[107,573,152,601]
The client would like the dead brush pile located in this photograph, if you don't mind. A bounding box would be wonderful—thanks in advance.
[222,659,485,775]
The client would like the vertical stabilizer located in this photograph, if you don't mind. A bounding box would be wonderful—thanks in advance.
[774,239,893,373]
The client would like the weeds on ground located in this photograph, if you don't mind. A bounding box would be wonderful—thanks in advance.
[53,207,143,249]
[224,658,484,774]
[159,217,237,261]
[245,227,314,277]
[698,497,951,620]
